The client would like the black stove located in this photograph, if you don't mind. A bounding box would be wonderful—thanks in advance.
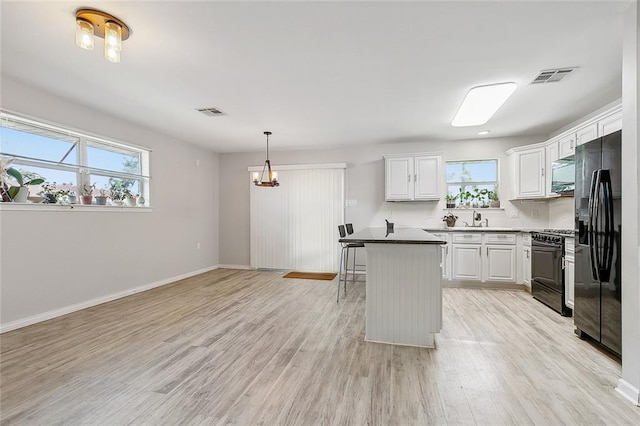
[531,230,572,316]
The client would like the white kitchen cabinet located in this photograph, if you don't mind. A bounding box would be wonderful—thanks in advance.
[598,109,622,137]
[545,141,559,196]
[557,133,576,158]
[385,157,413,200]
[384,154,441,201]
[451,232,517,283]
[484,245,516,282]
[565,237,575,310]
[511,146,545,198]
[431,233,450,280]
[575,123,597,148]
[452,244,482,281]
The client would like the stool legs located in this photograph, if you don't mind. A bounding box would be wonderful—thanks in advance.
[337,245,346,303]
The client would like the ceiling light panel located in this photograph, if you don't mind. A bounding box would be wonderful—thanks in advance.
[451,82,517,127]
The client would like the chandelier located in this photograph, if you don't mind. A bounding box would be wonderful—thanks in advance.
[253,131,279,187]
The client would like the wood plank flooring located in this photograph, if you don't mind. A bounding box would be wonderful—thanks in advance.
[1,268,639,425]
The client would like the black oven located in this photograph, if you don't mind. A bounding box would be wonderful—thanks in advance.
[531,231,572,316]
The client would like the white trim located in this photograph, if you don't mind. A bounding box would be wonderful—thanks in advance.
[0,265,218,334]
[1,109,152,152]
[217,264,253,270]
[616,379,640,406]
[247,162,346,172]
[0,204,153,212]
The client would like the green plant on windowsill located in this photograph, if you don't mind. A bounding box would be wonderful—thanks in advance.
[4,167,45,202]
[39,182,58,204]
[445,193,458,208]
[487,190,500,208]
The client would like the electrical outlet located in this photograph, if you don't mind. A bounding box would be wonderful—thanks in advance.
[195,159,200,167]
[388,210,393,218]
[531,209,539,219]
[196,242,201,250]
[510,210,519,219]
[346,199,358,207]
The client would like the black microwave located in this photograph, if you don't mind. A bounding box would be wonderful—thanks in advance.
[551,157,575,195]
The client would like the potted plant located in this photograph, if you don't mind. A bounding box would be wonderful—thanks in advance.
[39,182,58,204]
[122,188,136,207]
[445,193,458,209]
[479,189,489,208]
[488,190,500,208]
[95,187,109,205]
[4,167,44,203]
[79,183,95,205]
[66,190,77,204]
[442,211,458,228]
[108,185,124,206]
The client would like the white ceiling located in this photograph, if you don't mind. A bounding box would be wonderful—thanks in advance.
[0,1,629,152]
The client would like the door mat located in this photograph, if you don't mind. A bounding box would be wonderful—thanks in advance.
[283,271,337,280]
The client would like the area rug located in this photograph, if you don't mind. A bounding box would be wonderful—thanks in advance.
[283,271,337,280]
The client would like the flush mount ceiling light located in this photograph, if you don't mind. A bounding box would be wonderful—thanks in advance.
[253,131,280,187]
[451,82,517,127]
[478,130,491,136]
[75,8,131,63]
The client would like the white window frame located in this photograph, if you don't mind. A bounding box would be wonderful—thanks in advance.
[1,110,151,209]
[445,159,499,206]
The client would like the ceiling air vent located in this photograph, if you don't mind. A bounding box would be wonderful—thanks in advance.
[529,67,577,85]
[196,107,226,117]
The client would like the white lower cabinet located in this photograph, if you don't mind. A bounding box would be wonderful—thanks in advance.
[452,244,482,281]
[484,245,516,282]
[565,238,575,310]
[451,232,517,284]
[522,233,531,286]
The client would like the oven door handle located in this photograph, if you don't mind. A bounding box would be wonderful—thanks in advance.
[588,169,601,282]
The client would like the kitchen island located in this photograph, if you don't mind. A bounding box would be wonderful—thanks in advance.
[339,227,446,348]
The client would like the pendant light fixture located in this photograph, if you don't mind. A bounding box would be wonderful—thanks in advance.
[253,131,280,187]
[75,8,130,63]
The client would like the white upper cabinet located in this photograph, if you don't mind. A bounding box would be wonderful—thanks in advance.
[557,133,576,158]
[510,146,545,198]
[385,157,413,200]
[575,123,598,149]
[385,154,441,201]
[598,109,622,138]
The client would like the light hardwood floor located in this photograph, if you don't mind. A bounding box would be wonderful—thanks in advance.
[1,269,639,425]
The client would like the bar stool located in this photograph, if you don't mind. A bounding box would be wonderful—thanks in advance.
[337,224,365,302]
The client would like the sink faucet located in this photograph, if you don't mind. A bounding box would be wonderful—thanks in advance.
[472,210,481,227]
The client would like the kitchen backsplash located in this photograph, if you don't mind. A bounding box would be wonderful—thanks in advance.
[369,199,551,230]
[548,197,574,230]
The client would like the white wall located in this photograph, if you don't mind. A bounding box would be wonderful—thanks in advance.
[218,135,549,267]
[619,0,640,405]
[0,77,220,330]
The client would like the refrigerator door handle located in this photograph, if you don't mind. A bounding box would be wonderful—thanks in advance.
[600,170,614,282]
[588,169,601,281]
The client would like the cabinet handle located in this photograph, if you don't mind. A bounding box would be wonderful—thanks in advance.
[486,247,489,256]
[570,139,574,148]
[408,174,411,182]
[562,256,565,269]
[526,249,530,259]
[414,174,417,182]
[541,168,545,177]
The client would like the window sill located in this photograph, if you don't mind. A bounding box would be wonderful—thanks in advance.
[0,203,153,212]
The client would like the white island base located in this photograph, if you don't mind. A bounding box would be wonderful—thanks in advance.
[364,243,443,348]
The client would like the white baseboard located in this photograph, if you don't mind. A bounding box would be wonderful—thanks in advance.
[217,264,253,270]
[616,378,640,406]
[0,265,219,334]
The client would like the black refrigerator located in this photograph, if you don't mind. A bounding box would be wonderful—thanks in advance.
[574,130,622,356]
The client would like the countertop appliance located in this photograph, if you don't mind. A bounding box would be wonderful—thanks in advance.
[531,231,571,316]
[574,130,622,357]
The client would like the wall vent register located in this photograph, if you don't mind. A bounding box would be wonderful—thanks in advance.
[529,68,577,84]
